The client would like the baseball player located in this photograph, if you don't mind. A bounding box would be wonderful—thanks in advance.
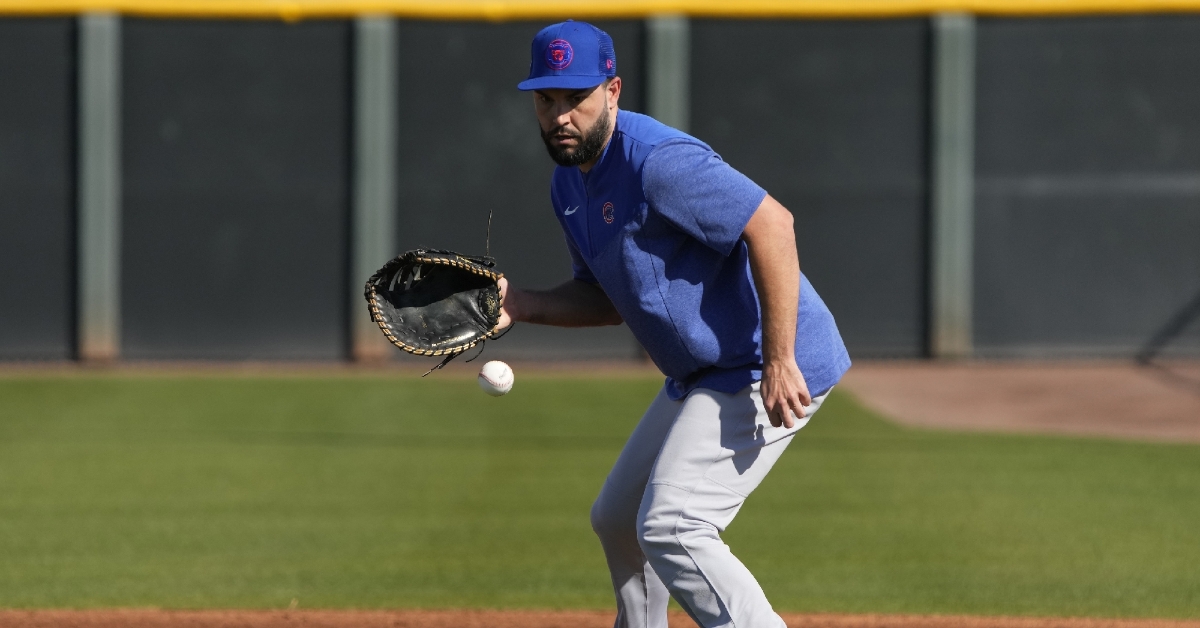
[497,20,852,628]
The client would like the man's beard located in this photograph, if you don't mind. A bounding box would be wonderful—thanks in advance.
[540,107,611,167]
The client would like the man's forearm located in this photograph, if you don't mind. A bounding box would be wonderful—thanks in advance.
[743,195,800,364]
[507,279,623,327]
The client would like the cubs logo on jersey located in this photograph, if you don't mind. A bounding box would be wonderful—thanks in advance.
[602,202,615,224]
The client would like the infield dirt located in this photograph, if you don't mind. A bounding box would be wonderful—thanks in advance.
[840,361,1200,443]
[3,610,1200,628]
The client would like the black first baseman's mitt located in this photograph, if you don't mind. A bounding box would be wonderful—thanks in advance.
[365,249,507,372]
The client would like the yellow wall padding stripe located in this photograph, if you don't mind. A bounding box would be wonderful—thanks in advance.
[3,0,1200,20]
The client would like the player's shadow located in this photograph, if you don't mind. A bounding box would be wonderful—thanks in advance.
[1135,286,1200,397]
[718,391,767,475]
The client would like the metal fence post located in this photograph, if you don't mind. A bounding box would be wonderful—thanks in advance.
[646,14,690,132]
[352,15,399,361]
[641,14,692,361]
[77,12,122,362]
[930,13,976,359]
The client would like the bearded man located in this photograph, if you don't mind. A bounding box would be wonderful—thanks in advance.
[496,20,852,628]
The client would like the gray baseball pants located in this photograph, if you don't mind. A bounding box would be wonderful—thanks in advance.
[591,382,828,628]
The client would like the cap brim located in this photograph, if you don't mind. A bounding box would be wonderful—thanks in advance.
[517,74,607,91]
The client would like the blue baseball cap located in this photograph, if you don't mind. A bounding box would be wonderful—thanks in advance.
[517,20,616,91]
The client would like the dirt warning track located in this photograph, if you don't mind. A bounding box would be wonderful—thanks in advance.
[2,611,1199,628]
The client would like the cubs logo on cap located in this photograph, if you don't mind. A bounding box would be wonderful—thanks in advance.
[518,20,617,91]
[546,39,573,70]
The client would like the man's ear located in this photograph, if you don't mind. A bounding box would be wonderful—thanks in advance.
[607,77,622,108]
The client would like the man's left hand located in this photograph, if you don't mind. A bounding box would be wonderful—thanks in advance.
[760,359,812,429]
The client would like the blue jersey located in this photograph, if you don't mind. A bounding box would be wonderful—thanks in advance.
[551,110,851,400]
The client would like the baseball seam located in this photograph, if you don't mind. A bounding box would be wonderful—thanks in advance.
[479,372,511,389]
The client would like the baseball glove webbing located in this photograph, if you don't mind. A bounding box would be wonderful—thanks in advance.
[365,249,509,374]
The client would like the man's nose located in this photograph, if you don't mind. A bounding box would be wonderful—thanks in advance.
[552,105,573,128]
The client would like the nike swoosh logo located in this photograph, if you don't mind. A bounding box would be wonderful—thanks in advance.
[563,206,579,215]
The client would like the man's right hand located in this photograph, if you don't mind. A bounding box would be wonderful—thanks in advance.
[760,357,812,429]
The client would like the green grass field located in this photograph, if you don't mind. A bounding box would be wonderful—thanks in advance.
[0,373,1197,617]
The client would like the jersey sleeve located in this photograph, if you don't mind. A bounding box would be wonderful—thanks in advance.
[565,232,598,284]
[641,140,768,256]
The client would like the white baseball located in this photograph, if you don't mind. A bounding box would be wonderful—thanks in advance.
[478,360,514,396]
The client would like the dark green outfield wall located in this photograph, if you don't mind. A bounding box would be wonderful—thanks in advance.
[0,15,1197,360]
[691,19,931,357]
[0,19,75,360]
[974,16,1200,357]
[120,19,352,360]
